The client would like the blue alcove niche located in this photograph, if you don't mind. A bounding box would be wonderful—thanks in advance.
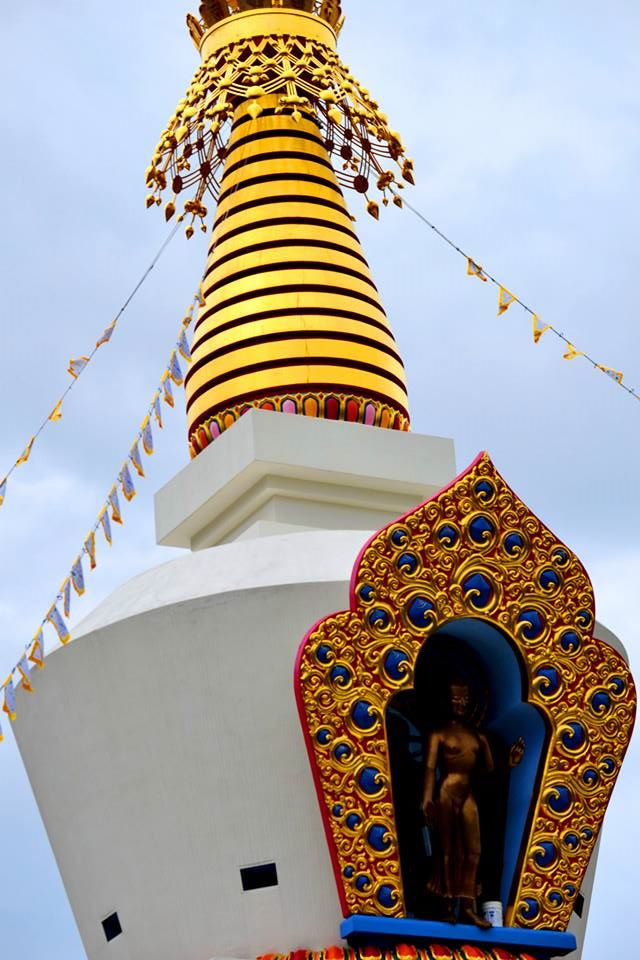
[385,618,549,919]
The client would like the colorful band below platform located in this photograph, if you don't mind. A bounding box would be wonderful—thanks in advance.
[339,917,576,959]
[258,944,547,960]
[189,392,410,457]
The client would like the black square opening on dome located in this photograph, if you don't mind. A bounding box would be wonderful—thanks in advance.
[240,862,278,891]
[102,911,123,942]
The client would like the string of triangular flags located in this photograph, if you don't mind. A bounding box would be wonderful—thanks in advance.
[394,192,634,400]
[0,222,181,512]
[0,290,199,740]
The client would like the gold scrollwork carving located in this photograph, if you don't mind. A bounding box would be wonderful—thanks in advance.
[296,453,636,928]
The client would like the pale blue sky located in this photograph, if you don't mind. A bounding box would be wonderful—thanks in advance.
[0,2,639,957]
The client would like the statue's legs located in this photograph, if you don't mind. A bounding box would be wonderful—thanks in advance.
[459,795,491,929]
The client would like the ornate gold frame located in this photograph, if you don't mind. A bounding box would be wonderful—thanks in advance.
[295,453,636,930]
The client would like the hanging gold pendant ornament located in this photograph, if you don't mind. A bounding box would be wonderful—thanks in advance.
[147,1,414,236]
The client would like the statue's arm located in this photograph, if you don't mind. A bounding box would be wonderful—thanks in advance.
[479,733,494,773]
[422,732,440,816]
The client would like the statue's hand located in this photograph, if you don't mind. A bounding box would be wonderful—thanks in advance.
[510,736,526,768]
[422,799,436,821]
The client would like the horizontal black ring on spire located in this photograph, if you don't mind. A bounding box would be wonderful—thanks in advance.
[202,259,379,300]
[204,236,368,278]
[186,354,408,413]
[210,215,360,252]
[185,328,405,389]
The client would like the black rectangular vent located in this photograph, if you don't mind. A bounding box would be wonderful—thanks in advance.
[240,862,278,891]
[102,912,123,942]
[574,892,585,918]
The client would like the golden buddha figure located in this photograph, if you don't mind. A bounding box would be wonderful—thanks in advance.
[422,680,494,929]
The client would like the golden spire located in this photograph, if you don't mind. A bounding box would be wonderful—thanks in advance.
[148,2,414,456]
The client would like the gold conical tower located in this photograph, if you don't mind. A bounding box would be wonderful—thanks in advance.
[148,1,415,456]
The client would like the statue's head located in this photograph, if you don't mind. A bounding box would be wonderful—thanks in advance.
[449,681,471,720]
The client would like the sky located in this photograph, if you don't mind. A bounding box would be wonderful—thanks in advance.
[0,1,639,957]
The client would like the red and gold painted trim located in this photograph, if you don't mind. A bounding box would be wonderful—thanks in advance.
[189,391,409,457]
[258,946,538,960]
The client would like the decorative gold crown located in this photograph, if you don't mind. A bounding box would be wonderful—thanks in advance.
[192,0,343,34]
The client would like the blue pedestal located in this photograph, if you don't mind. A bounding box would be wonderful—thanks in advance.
[340,916,577,959]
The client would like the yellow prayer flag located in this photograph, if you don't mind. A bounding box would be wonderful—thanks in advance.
[96,320,117,348]
[3,677,17,722]
[84,531,97,570]
[29,631,45,669]
[16,436,35,466]
[17,657,33,694]
[68,356,90,379]
[532,314,551,344]
[596,365,624,384]
[49,399,63,422]
[0,478,6,507]
[497,286,516,316]
[467,258,488,282]
[563,343,585,361]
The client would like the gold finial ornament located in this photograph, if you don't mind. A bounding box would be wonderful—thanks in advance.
[147,2,413,232]
[150,3,412,455]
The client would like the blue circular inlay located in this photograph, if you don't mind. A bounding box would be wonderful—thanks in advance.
[367,825,391,852]
[560,631,581,654]
[548,785,572,814]
[397,553,419,574]
[384,649,409,681]
[521,898,540,921]
[332,804,343,818]
[438,524,459,548]
[504,532,526,557]
[577,609,593,628]
[343,866,355,879]
[463,573,494,609]
[469,515,495,545]
[561,722,587,752]
[352,701,377,731]
[369,608,390,630]
[564,883,577,898]
[583,768,599,787]
[391,529,408,547]
[355,874,371,892]
[581,827,594,842]
[548,891,563,907]
[377,885,396,909]
[610,676,626,695]
[407,596,435,629]
[518,609,545,640]
[601,757,616,775]
[534,841,558,869]
[330,665,351,687]
[359,584,375,604]
[564,832,580,850]
[358,767,383,795]
[553,548,570,567]
[334,743,351,762]
[591,691,611,715]
[539,568,561,591]
[475,480,495,502]
[346,813,361,831]
[536,666,561,697]
[316,728,331,746]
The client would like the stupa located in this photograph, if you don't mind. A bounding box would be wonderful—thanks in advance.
[12,4,635,960]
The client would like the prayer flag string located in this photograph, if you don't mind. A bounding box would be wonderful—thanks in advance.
[0,293,197,741]
[0,223,181,512]
[392,191,638,404]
